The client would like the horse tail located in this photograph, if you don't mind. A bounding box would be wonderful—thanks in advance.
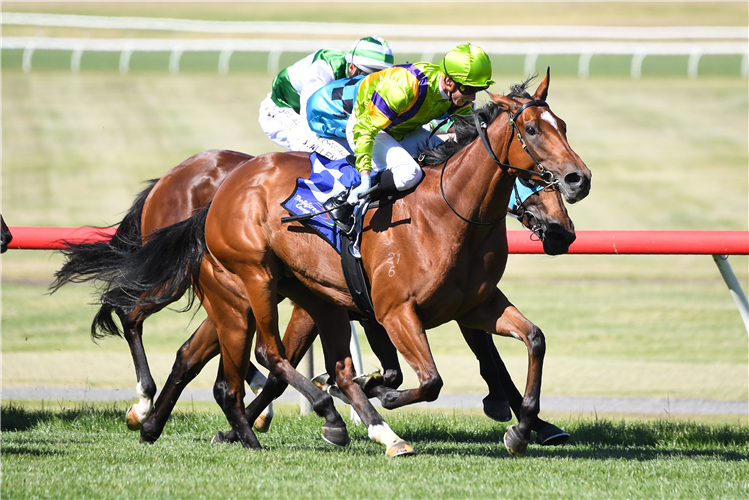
[50,179,157,292]
[96,204,210,330]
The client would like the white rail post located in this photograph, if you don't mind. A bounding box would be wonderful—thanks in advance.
[169,45,183,75]
[524,52,538,76]
[70,43,84,74]
[578,52,593,79]
[349,321,364,424]
[712,254,749,336]
[687,48,701,79]
[299,345,313,415]
[218,44,233,76]
[631,49,646,79]
[119,45,133,75]
[22,41,35,73]
[268,44,283,76]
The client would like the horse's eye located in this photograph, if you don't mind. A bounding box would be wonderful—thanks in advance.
[525,125,537,136]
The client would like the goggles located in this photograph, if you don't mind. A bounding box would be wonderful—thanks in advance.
[456,83,489,95]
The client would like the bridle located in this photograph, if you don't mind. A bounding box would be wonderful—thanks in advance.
[441,99,558,226]
[507,177,547,239]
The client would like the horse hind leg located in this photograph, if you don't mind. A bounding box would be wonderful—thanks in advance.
[113,307,157,432]
[245,362,273,433]
[139,318,221,443]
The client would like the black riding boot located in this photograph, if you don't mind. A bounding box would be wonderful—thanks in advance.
[323,191,354,234]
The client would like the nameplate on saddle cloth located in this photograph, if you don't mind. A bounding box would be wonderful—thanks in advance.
[281,153,360,254]
[281,153,377,318]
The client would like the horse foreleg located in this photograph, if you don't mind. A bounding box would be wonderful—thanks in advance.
[459,326,569,446]
[459,326,511,422]
[458,290,545,458]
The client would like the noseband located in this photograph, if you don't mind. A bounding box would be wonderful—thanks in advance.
[441,99,557,226]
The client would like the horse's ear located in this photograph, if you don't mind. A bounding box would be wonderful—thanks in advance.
[489,92,520,113]
[533,67,551,101]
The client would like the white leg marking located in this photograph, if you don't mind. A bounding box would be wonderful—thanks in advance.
[540,111,559,131]
[368,422,401,447]
[132,381,153,421]
[509,331,522,340]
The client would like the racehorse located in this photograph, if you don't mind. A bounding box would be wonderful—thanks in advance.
[1,214,12,253]
[98,70,590,456]
[52,142,574,450]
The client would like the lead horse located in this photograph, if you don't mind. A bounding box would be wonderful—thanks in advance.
[111,70,590,456]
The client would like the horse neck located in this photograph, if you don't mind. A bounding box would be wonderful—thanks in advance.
[441,112,516,227]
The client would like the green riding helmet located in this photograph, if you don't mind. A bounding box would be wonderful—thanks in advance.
[440,43,495,92]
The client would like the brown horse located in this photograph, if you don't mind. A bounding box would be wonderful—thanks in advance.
[52,143,574,451]
[107,70,589,456]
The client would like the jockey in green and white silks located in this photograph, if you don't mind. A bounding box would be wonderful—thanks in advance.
[258,36,393,160]
[343,43,495,205]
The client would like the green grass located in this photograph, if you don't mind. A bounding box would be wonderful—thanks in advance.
[2,403,748,499]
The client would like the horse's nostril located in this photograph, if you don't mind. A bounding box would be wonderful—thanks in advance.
[564,172,582,187]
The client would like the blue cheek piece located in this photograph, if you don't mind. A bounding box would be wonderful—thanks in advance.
[508,178,544,211]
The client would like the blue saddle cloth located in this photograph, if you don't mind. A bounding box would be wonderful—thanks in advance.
[281,153,361,254]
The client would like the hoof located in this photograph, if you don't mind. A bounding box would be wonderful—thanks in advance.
[354,370,383,393]
[386,439,416,457]
[503,425,529,458]
[482,397,512,422]
[253,412,273,433]
[321,426,350,447]
[211,429,240,444]
[125,406,142,431]
[211,431,228,445]
[535,421,570,446]
[312,372,333,391]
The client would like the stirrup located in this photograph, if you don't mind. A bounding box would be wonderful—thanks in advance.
[323,195,354,234]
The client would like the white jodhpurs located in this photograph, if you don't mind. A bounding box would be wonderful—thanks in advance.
[258,94,351,159]
[346,117,443,191]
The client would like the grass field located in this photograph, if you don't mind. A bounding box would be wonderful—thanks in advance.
[2,403,748,499]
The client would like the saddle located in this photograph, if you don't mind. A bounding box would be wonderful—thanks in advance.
[281,154,419,318]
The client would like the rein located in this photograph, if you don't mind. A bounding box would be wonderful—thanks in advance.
[440,99,556,226]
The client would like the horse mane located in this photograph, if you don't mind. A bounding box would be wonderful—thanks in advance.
[418,75,537,167]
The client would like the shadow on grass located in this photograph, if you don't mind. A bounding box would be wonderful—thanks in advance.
[1,402,123,431]
[391,417,749,461]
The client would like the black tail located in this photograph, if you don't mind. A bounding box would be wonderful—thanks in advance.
[95,204,211,336]
[50,180,157,292]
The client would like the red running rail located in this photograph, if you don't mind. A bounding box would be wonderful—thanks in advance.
[5,227,749,255]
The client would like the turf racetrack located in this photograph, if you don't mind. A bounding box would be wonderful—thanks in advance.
[2,2,748,498]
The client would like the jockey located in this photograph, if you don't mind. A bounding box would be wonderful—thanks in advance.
[258,36,394,160]
[322,43,495,233]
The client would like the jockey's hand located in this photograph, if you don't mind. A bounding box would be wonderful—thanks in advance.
[346,171,371,205]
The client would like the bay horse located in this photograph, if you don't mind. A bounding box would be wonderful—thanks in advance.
[103,70,589,456]
[52,143,574,451]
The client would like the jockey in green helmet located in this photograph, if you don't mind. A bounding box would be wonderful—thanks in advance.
[258,36,394,160]
[321,43,494,235]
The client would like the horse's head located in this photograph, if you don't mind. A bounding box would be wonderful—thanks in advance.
[509,181,576,255]
[490,69,591,204]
